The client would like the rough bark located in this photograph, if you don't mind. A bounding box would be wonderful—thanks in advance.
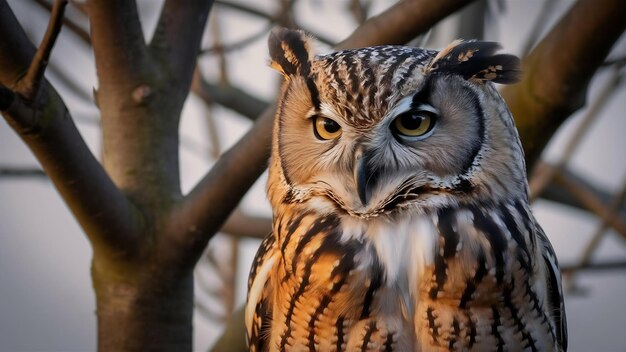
[86,0,214,349]
[1,0,213,350]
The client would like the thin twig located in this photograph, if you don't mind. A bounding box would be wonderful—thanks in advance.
[0,167,47,178]
[198,238,239,322]
[552,164,626,239]
[565,177,626,289]
[31,0,91,45]
[212,0,334,46]
[214,0,271,20]
[561,260,626,274]
[226,235,238,318]
[21,0,67,101]
[208,9,230,85]
[200,24,270,55]
[204,108,222,159]
[195,250,228,324]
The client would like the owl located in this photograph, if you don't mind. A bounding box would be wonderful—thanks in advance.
[246,28,567,351]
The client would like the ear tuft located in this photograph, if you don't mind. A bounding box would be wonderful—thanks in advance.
[268,27,315,78]
[425,40,521,84]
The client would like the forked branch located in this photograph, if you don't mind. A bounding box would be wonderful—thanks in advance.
[0,0,142,253]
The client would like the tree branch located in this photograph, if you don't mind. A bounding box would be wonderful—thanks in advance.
[150,0,214,105]
[501,0,626,170]
[336,0,475,50]
[221,209,272,239]
[0,1,142,253]
[84,0,148,93]
[544,162,626,239]
[0,4,36,84]
[84,0,181,204]
[538,167,626,220]
[166,106,275,268]
[561,260,626,274]
[191,68,269,120]
[530,67,624,202]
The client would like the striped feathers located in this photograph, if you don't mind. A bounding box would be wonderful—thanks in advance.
[246,199,566,350]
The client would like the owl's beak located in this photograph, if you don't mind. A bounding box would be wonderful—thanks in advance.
[355,154,377,206]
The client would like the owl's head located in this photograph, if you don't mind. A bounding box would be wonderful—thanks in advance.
[267,28,524,218]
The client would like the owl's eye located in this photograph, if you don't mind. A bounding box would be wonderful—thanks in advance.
[391,108,437,139]
[313,116,342,140]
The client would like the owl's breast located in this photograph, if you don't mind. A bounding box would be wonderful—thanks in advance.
[261,201,551,351]
[265,207,424,350]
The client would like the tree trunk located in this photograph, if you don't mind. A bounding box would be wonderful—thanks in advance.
[92,257,194,351]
